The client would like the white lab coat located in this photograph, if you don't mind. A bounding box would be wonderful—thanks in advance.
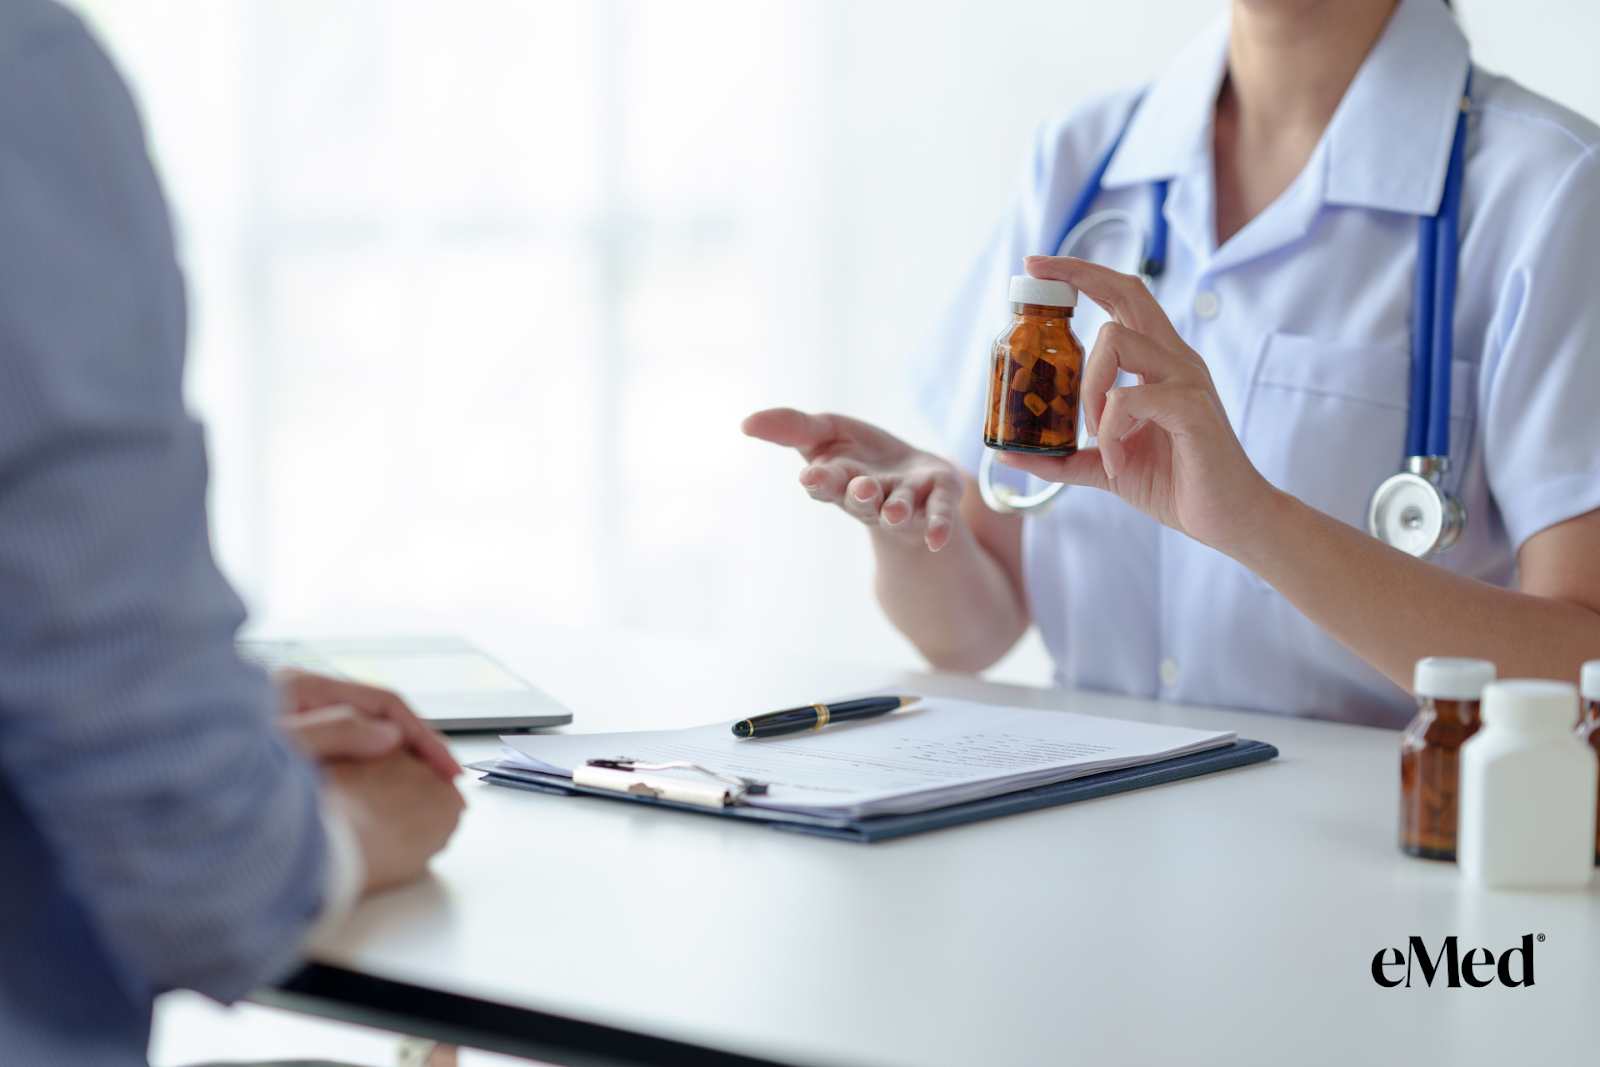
[912,0,1600,726]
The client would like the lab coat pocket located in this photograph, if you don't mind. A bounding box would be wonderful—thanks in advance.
[1237,333,1476,592]
[1239,333,1409,584]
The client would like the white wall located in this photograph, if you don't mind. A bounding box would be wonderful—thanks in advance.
[1455,0,1600,125]
[64,1,1600,684]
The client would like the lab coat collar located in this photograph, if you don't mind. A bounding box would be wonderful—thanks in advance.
[1102,0,1471,218]
[1324,0,1471,215]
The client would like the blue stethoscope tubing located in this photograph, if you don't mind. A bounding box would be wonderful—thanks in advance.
[980,74,1472,561]
[1414,75,1471,460]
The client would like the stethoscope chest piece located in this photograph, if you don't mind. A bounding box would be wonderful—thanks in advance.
[1368,459,1465,559]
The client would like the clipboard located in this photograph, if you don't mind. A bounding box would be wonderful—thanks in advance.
[469,738,1277,843]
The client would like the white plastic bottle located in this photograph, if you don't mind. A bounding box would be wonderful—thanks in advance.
[1458,680,1598,888]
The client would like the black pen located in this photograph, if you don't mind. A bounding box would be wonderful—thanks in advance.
[732,695,919,739]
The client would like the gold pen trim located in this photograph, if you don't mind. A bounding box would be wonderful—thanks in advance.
[811,701,830,729]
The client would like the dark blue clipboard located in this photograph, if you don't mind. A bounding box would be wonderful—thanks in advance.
[471,738,1277,843]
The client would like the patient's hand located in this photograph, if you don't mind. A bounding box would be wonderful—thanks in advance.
[327,750,464,894]
[742,408,964,552]
[275,668,461,782]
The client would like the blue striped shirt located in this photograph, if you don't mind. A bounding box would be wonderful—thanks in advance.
[0,3,328,1063]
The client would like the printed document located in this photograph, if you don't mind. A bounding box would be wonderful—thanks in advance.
[497,695,1235,819]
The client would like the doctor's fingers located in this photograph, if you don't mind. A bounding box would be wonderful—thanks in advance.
[879,480,920,530]
[743,407,835,452]
[845,473,938,535]
[995,448,1111,493]
[798,457,871,503]
[1081,321,1211,436]
[921,481,961,551]
[842,475,888,525]
[744,408,906,465]
[1023,256,1185,348]
[1096,381,1227,476]
[879,470,962,547]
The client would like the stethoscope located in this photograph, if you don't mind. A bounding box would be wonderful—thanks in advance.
[979,76,1472,562]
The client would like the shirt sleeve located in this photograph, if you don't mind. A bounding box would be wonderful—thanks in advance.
[1480,141,1600,551]
[0,11,329,1004]
[303,793,367,951]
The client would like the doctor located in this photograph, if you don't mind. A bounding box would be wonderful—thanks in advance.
[744,0,1600,726]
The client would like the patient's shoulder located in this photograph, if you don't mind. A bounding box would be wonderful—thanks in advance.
[0,0,97,67]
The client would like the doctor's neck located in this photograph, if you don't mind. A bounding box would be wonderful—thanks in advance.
[1214,0,1400,244]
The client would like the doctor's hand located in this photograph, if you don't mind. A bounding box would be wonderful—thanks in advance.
[275,668,461,783]
[995,255,1279,552]
[741,409,964,552]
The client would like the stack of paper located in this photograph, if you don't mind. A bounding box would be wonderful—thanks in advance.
[493,695,1235,820]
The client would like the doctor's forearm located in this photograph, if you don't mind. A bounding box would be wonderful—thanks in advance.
[870,518,1029,671]
[1233,492,1600,690]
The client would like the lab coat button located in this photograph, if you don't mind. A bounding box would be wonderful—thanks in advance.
[1159,657,1180,689]
[1193,290,1221,320]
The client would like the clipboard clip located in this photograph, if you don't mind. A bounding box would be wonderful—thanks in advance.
[574,758,769,809]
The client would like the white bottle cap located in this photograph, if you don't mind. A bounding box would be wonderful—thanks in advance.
[1481,679,1580,730]
[1413,657,1495,701]
[1009,275,1077,308]
[1582,659,1600,702]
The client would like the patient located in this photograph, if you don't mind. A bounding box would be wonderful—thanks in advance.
[0,3,462,1065]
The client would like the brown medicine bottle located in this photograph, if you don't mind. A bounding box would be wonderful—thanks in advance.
[1579,660,1600,864]
[983,276,1085,455]
[1400,657,1495,860]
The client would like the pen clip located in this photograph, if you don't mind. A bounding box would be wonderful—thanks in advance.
[581,758,769,805]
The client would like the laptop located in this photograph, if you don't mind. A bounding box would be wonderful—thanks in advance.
[240,634,573,733]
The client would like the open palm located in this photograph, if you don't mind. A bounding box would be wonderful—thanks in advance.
[742,408,965,551]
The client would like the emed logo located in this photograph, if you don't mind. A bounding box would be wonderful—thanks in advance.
[1371,934,1540,988]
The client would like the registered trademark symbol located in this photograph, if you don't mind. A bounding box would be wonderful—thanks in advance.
[1538,933,1546,941]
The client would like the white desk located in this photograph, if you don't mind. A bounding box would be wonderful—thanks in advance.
[265,626,1600,1066]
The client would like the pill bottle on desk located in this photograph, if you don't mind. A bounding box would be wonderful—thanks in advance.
[1399,657,1495,860]
[983,276,1084,455]
[1579,659,1600,864]
[1458,680,1597,889]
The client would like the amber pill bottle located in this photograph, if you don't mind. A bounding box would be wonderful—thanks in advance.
[1579,660,1600,864]
[983,276,1085,456]
[1400,657,1496,860]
